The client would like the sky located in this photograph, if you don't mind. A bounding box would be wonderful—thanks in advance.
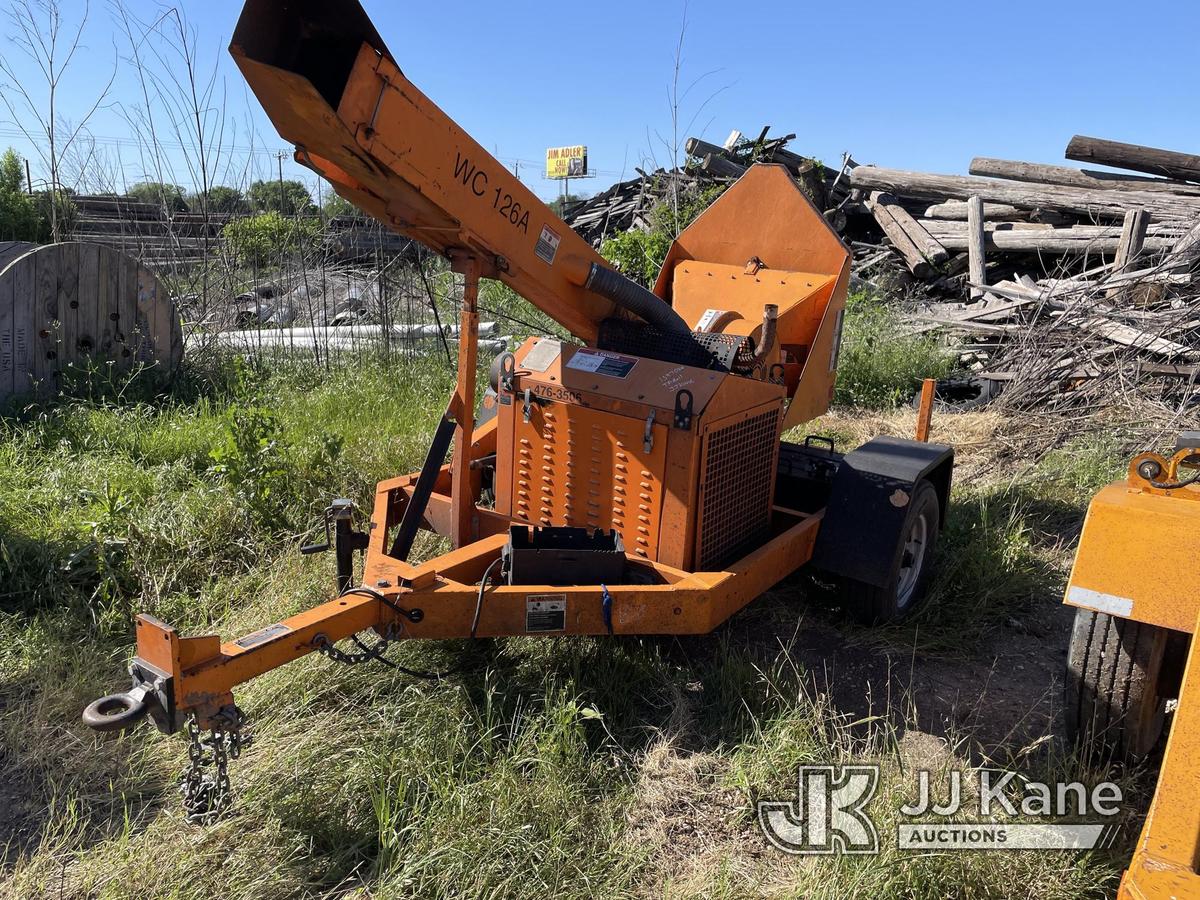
[1,0,1198,205]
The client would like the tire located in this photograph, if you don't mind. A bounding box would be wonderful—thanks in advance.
[1066,608,1168,760]
[836,479,940,625]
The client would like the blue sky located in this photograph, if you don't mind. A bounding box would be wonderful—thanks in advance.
[1,0,1198,204]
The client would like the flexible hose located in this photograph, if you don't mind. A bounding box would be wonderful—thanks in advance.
[471,557,505,639]
[584,263,691,334]
[1150,470,1200,490]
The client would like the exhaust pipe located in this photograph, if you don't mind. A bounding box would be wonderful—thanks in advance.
[752,304,779,362]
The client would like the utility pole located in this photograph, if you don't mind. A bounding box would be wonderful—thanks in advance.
[24,158,32,195]
[277,151,286,213]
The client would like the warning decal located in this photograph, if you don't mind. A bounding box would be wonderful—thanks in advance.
[534,225,561,265]
[565,347,637,378]
[526,594,566,633]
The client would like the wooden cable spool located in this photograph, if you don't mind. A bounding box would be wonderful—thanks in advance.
[0,242,182,403]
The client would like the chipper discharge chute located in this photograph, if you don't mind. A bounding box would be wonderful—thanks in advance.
[82,0,954,821]
[1063,434,1200,899]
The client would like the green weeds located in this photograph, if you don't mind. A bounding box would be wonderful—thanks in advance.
[834,292,957,409]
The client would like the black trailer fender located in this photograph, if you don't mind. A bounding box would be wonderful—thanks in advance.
[809,436,953,589]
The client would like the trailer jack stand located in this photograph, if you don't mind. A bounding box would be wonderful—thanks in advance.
[302,499,370,593]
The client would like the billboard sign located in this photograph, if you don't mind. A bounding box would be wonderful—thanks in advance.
[545,145,588,179]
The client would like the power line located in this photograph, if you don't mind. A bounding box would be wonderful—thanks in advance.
[0,127,290,158]
[0,129,626,178]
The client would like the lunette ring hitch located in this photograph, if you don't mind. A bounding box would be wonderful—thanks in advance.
[82,684,153,732]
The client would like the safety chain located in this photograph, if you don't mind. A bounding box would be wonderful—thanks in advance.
[180,705,250,825]
[311,625,399,665]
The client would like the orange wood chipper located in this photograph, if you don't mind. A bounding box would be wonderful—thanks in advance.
[1064,436,1200,899]
[83,0,953,821]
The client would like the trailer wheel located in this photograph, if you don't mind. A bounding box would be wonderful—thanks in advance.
[837,479,940,625]
[1066,608,1168,760]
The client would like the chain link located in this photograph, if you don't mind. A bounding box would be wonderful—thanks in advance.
[311,625,398,666]
[180,705,250,825]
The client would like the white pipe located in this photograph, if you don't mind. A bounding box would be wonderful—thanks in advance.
[208,321,500,341]
[204,331,510,354]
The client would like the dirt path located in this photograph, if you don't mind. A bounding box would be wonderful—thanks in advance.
[786,604,1074,757]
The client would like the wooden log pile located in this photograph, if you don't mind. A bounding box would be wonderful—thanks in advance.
[844,136,1200,295]
[564,128,1199,414]
[561,127,851,248]
[843,134,1200,413]
[558,169,671,247]
[68,196,411,269]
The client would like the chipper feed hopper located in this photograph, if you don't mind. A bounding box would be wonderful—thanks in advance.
[83,0,953,820]
[1064,435,1200,899]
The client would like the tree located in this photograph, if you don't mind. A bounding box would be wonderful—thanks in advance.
[125,181,187,211]
[321,192,362,220]
[0,147,45,241]
[548,192,589,217]
[0,0,115,240]
[601,182,725,285]
[222,211,321,267]
[200,186,247,214]
[246,179,315,216]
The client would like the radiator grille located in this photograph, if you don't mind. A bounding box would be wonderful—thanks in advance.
[698,408,781,569]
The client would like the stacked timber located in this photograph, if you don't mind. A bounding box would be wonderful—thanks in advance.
[70,195,221,267]
[841,135,1200,412]
[561,166,715,248]
[566,129,1199,413]
[844,136,1200,296]
[561,128,851,249]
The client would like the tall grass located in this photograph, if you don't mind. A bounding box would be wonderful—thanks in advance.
[0,353,1134,899]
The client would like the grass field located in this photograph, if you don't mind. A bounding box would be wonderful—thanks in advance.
[0,303,1156,899]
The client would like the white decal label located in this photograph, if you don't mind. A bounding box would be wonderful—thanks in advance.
[526,594,567,632]
[696,308,727,331]
[1066,586,1134,618]
[565,347,637,378]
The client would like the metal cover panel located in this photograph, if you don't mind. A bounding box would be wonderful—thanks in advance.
[510,401,669,560]
[809,436,953,588]
[523,338,562,372]
[1065,482,1200,634]
[671,261,835,343]
[513,337,726,416]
